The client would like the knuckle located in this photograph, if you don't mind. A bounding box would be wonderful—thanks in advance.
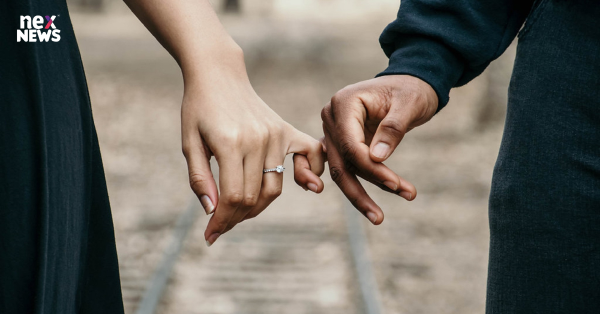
[265,122,285,140]
[329,166,345,184]
[244,211,259,220]
[242,194,259,207]
[321,103,332,122]
[266,186,283,199]
[330,93,343,106]
[339,140,358,163]
[225,192,244,207]
[189,173,210,193]
[330,88,352,106]
[254,124,271,141]
[217,130,241,147]
[268,120,286,133]
[244,122,278,149]
[380,119,407,139]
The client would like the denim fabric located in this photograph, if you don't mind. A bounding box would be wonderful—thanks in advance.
[487,1,600,313]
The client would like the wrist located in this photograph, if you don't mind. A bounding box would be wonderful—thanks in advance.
[180,39,248,87]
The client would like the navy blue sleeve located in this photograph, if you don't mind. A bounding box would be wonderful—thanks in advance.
[377,0,535,111]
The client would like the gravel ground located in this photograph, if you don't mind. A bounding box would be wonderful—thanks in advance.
[71,2,515,313]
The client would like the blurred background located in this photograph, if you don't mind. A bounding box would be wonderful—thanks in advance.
[68,0,517,313]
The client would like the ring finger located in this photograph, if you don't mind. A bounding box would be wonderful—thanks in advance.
[237,150,285,226]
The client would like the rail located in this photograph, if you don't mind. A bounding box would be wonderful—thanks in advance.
[133,197,384,314]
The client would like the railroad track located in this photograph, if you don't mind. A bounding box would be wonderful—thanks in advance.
[119,190,384,314]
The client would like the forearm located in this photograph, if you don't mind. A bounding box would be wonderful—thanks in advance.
[123,0,246,84]
[123,0,326,246]
[379,0,535,110]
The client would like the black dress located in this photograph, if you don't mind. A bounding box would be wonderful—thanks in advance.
[378,0,600,313]
[0,1,124,313]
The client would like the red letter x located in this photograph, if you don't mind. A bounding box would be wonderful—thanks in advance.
[44,16,56,29]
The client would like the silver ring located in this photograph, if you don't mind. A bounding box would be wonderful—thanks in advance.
[263,165,285,174]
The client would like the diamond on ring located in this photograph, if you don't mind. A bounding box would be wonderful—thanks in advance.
[263,165,285,173]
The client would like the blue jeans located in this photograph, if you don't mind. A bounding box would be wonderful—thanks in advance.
[487,1,600,313]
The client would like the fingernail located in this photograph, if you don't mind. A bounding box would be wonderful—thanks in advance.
[307,183,318,193]
[206,233,221,247]
[399,191,412,201]
[383,181,398,191]
[366,212,378,224]
[372,142,390,159]
[200,195,215,215]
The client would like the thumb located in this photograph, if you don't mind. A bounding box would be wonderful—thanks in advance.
[183,130,219,215]
[369,108,410,163]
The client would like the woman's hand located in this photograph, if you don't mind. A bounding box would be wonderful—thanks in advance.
[181,48,325,246]
[122,0,324,246]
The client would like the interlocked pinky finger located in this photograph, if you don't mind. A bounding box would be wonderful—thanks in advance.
[293,154,323,193]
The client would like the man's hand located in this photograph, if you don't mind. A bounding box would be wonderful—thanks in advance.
[321,75,438,224]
